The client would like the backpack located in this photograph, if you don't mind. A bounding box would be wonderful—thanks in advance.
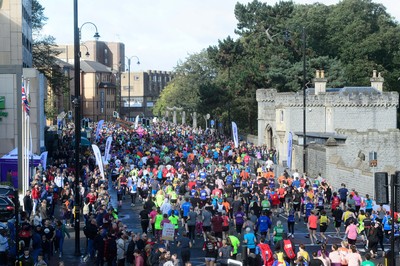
[283,239,296,259]
[261,200,271,210]
[271,193,279,202]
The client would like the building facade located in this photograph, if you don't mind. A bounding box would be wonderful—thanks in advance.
[120,70,173,119]
[257,70,399,196]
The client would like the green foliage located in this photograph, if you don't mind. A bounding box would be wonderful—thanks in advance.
[161,0,400,133]
[153,50,218,120]
[32,0,69,117]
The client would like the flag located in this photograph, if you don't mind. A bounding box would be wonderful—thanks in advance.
[134,115,139,129]
[104,136,113,162]
[21,79,30,116]
[287,132,293,169]
[40,151,48,170]
[95,120,104,141]
[232,122,239,148]
[92,144,105,179]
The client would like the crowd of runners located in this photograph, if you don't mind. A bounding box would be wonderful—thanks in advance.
[1,120,396,266]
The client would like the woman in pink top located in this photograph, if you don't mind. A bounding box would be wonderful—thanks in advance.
[353,192,362,214]
[345,220,358,245]
[345,245,362,266]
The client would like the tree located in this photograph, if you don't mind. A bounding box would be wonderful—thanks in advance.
[153,50,218,126]
[32,0,69,118]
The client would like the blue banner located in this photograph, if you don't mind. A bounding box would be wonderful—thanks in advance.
[287,131,293,169]
[96,120,104,141]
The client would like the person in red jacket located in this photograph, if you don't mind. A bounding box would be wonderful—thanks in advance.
[256,237,274,266]
[31,184,41,215]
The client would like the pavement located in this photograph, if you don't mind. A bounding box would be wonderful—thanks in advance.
[52,175,398,266]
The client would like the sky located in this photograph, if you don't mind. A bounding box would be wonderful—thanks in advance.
[39,0,400,72]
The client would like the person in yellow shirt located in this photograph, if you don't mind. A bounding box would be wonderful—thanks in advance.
[296,243,310,263]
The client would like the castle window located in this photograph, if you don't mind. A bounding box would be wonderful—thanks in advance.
[280,110,284,123]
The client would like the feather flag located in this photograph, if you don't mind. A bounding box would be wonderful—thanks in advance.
[21,79,30,116]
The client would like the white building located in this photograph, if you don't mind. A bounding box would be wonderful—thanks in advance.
[257,70,399,196]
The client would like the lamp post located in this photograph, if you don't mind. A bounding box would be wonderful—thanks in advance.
[125,56,140,121]
[73,2,100,255]
[301,27,307,175]
[73,0,81,256]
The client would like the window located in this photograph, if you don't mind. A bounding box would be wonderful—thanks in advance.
[280,110,284,123]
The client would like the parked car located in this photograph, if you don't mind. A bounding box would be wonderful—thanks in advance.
[0,196,15,222]
[0,185,17,204]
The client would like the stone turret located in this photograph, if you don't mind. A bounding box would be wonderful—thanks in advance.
[313,69,327,95]
[370,70,384,92]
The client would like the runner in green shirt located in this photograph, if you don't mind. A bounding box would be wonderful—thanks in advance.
[361,254,375,266]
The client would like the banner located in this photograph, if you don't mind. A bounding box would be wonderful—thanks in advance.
[161,222,175,241]
[232,122,239,148]
[95,120,104,141]
[134,115,139,129]
[104,136,113,162]
[40,151,48,170]
[287,131,293,169]
[92,144,105,178]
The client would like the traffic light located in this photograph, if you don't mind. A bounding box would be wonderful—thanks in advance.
[374,172,388,205]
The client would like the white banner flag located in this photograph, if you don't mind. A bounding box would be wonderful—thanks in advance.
[104,136,113,162]
[232,122,239,148]
[92,144,105,178]
[134,115,139,129]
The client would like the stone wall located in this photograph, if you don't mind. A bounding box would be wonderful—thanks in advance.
[292,129,400,197]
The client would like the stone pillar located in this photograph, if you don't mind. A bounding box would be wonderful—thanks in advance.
[165,110,169,122]
[182,111,186,125]
[172,109,177,124]
[191,112,197,128]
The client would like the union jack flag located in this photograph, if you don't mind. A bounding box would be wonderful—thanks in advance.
[22,80,30,116]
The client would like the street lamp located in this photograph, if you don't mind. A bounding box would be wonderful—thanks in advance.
[79,44,90,58]
[73,2,101,255]
[79,21,100,41]
[125,56,140,120]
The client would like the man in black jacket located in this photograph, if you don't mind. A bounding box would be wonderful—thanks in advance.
[23,190,33,218]
[93,227,106,266]
[84,218,99,259]
[125,232,138,266]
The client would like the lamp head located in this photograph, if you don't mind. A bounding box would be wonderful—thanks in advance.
[93,32,100,41]
[85,51,90,57]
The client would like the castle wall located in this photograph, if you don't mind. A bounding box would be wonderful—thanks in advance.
[257,88,399,173]
[291,129,400,197]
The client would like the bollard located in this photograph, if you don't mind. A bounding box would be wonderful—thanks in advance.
[241,244,248,266]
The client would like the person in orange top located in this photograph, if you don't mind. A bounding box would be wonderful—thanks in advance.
[277,185,286,208]
[277,174,286,185]
[240,170,249,180]
[307,210,319,245]
[222,199,231,214]
[265,171,274,179]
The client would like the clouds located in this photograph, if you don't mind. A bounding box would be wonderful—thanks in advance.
[39,0,399,71]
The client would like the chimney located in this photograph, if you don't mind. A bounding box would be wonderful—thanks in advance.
[313,69,327,95]
[370,70,384,92]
